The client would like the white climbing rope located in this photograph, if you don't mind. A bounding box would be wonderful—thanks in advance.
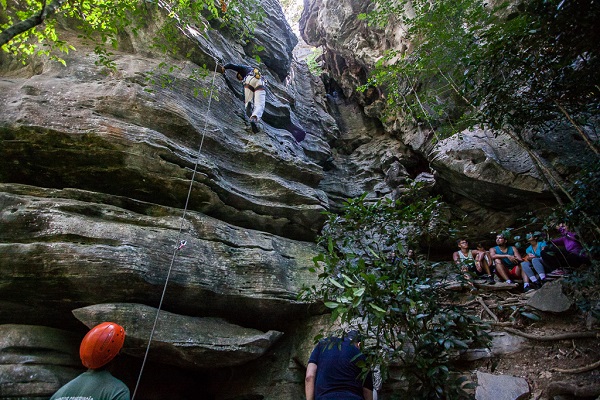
[131,60,220,400]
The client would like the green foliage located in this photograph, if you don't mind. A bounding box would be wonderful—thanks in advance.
[557,163,600,315]
[302,183,489,399]
[305,46,323,76]
[1,0,263,67]
[358,0,600,138]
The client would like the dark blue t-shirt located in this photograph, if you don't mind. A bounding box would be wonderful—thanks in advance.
[308,337,373,399]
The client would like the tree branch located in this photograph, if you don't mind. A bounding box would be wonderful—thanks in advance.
[0,0,67,48]
[555,101,599,155]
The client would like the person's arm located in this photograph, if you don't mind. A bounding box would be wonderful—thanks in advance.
[512,246,524,262]
[472,250,484,270]
[223,63,252,76]
[305,362,317,400]
[526,245,537,259]
[489,247,499,259]
[363,387,374,400]
[452,251,460,265]
[490,247,516,263]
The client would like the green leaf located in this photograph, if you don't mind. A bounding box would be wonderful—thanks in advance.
[342,274,355,285]
[369,303,386,313]
[324,302,339,309]
[329,278,345,289]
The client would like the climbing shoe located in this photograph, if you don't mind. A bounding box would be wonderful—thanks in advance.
[250,116,260,133]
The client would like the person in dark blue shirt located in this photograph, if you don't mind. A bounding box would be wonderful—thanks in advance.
[305,331,374,400]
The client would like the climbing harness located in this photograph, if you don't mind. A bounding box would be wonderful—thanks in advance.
[131,61,220,400]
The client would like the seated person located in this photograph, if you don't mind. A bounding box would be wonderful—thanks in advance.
[542,223,589,273]
[490,234,534,292]
[476,242,494,272]
[521,232,548,288]
[453,239,495,284]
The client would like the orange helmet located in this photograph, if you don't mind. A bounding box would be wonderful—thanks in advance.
[79,322,126,369]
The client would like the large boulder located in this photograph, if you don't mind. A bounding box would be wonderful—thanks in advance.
[73,303,283,369]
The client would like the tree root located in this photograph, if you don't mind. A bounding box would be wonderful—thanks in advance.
[551,359,600,374]
[546,381,600,398]
[477,296,498,322]
[503,327,599,341]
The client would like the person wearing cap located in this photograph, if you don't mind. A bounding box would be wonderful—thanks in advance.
[305,331,374,400]
[219,63,266,133]
[50,322,130,400]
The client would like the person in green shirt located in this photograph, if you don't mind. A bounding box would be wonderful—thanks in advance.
[51,322,130,400]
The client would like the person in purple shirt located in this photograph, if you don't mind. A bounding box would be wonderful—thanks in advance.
[542,223,589,272]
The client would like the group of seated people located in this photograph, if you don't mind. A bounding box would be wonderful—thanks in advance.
[453,223,589,292]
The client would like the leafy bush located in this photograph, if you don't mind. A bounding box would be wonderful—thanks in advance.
[302,184,488,399]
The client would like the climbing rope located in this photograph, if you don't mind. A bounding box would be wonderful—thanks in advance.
[131,60,220,400]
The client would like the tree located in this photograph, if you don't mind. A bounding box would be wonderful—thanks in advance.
[301,183,487,399]
[359,0,600,138]
[1,0,263,67]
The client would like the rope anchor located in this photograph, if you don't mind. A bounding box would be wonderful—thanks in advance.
[177,240,187,250]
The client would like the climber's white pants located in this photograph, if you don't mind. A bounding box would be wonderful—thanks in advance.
[243,75,266,120]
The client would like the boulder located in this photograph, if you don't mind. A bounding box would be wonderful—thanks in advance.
[475,371,530,400]
[73,303,283,369]
[461,331,529,361]
[527,279,573,313]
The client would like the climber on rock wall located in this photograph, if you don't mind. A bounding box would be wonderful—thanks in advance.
[220,63,266,133]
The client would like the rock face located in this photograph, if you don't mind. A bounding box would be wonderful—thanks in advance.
[0,0,597,399]
[0,1,331,397]
[73,303,283,369]
[0,185,319,330]
[299,0,597,240]
[0,325,81,399]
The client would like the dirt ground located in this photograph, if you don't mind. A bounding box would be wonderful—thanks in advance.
[462,284,600,400]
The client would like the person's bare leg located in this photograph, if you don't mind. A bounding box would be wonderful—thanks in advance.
[494,260,511,281]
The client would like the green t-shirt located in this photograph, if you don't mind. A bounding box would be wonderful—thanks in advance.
[50,370,130,400]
